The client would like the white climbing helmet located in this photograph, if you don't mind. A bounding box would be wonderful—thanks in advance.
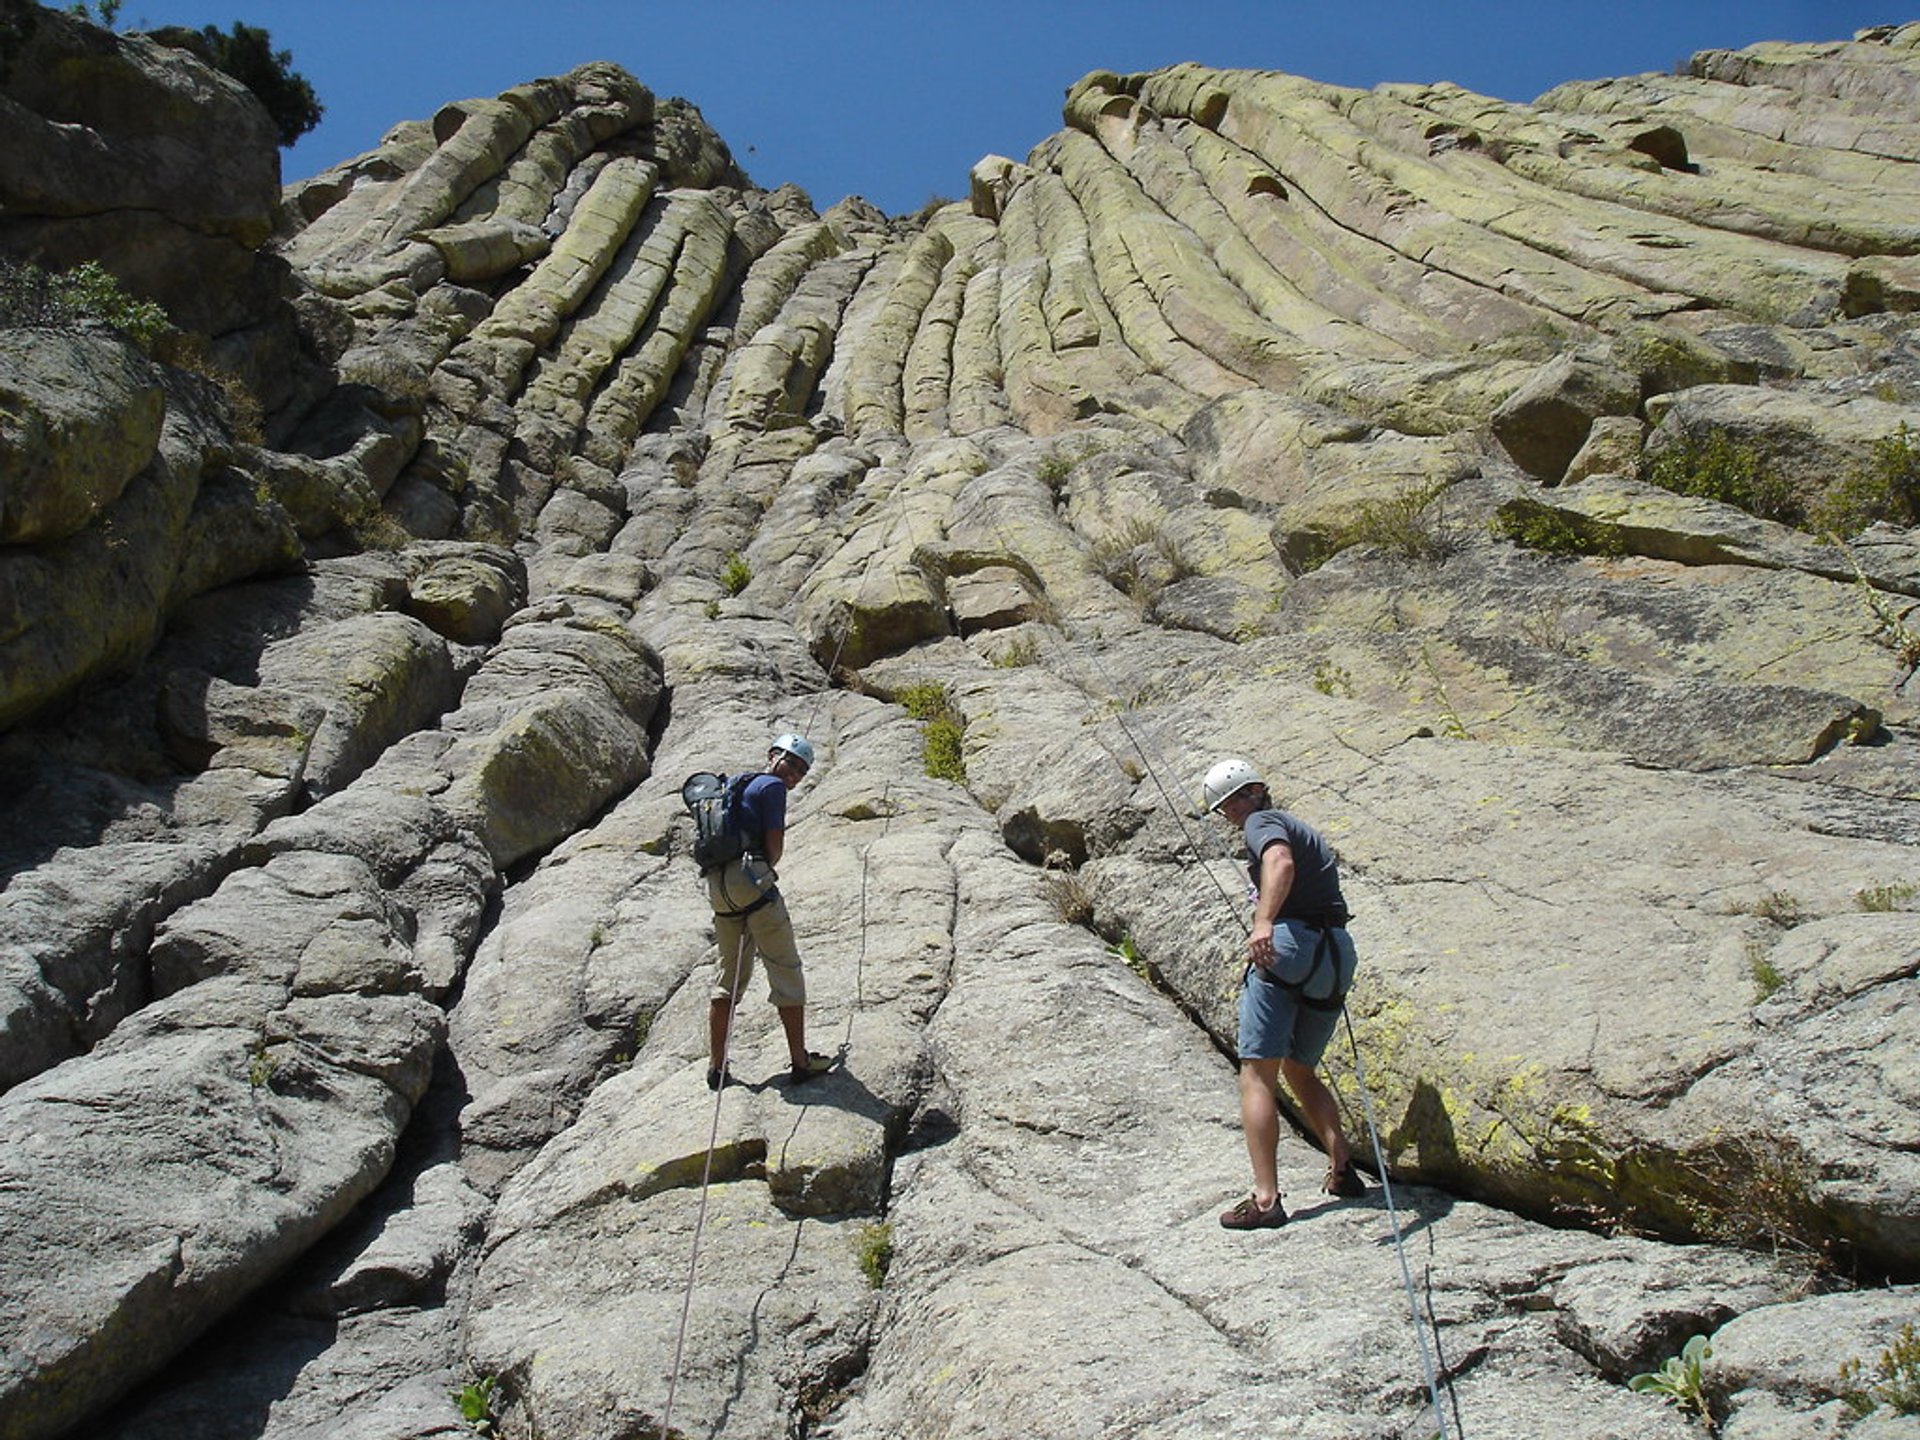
[1200,757,1263,813]
[771,732,815,772]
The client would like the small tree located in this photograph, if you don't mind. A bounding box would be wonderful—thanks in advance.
[148,21,323,146]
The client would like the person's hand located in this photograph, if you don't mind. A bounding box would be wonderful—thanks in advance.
[1247,920,1275,970]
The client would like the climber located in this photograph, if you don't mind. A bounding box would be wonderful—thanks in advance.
[1201,757,1368,1230]
[705,733,836,1089]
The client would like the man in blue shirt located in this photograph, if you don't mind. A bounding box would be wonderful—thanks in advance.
[1201,757,1367,1229]
[707,733,836,1088]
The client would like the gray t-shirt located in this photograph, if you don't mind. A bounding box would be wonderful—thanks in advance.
[1241,807,1347,922]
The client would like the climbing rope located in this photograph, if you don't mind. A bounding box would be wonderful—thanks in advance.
[1339,1004,1455,1440]
[841,780,893,1060]
[661,925,752,1436]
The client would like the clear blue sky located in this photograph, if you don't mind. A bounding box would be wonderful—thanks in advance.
[115,1,1901,215]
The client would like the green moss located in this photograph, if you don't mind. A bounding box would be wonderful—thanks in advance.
[898,682,967,784]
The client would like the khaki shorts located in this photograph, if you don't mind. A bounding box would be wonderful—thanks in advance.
[708,857,805,1008]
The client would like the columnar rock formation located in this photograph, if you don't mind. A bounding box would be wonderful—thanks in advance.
[3,7,1918,1438]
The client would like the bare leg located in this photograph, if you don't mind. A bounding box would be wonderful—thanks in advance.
[776,1004,810,1067]
[1281,1057,1352,1172]
[708,997,734,1073]
[1237,1058,1284,1205]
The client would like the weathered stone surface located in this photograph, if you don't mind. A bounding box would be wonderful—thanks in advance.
[7,20,1920,1440]
[0,8,283,334]
[0,330,164,543]
[1492,349,1643,481]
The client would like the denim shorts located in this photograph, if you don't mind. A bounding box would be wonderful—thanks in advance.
[1236,922,1356,1064]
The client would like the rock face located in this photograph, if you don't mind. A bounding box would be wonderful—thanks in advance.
[2,8,1919,1439]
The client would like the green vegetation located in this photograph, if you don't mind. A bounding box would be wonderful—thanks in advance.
[1417,645,1471,740]
[1628,1334,1711,1422]
[1037,442,1098,489]
[854,1221,894,1288]
[721,551,752,596]
[1838,1322,1920,1417]
[1299,481,1459,571]
[147,21,324,145]
[1043,871,1095,926]
[1090,515,1195,610]
[247,1043,276,1090]
[0,257,172,352]
[1311,660,1354,698]
[1836,539,1920,671]
[1673,1136,1831,1272]
[990,633,1041,668]
[898,682,967,784]
[451,1375,499,1435]
[1644,430,1800,525]
[1857,882,1917,912]
[1491,506,1622,558]
[1811,424,1920,537]
[1746,941,1785,1003]
[1749,891,1804,927]
[1109,933,1151,983]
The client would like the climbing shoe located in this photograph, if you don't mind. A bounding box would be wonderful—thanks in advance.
[790,1051,835,1084]
[1219,1193,1288,1230]
[1324,1161,1367,1199]
[706,1066,733,1092]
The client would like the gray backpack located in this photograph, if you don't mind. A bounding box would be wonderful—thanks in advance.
[682,772,751,873]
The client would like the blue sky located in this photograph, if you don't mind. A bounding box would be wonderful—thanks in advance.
[117,1,1901,214]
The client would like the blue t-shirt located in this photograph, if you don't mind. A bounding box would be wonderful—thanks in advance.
[735,772,787,848]
[1241,807,1346,922]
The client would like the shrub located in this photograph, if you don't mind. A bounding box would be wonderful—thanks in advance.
[1491,506,1622,558]
[0,257,172,351]
[1311,660,1353,698]
[1746,941,1785,1003]
[1307,481,1460,568]
[1812,424,1920,537]
[1670,1136,1833,1271]
[1857,882,1917,912]
[1644,430,1801,525]
[1044,871,1094,925]
[1838,1322,1920,1417]
[721,551,752,595]
[1749,891,1804,927]
[990,633,1041,668]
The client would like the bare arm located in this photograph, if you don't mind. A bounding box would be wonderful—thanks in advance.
[1248,841,1295,968]
[762,828,785,867]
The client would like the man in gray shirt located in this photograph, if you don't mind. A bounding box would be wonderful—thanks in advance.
[1201,757,1367,1229]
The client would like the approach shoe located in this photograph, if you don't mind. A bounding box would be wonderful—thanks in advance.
[1324,1161,1367,1199]
[706,1066,733,1092]
[790,1051,835,1084]
[1219,1193,1288,1230]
